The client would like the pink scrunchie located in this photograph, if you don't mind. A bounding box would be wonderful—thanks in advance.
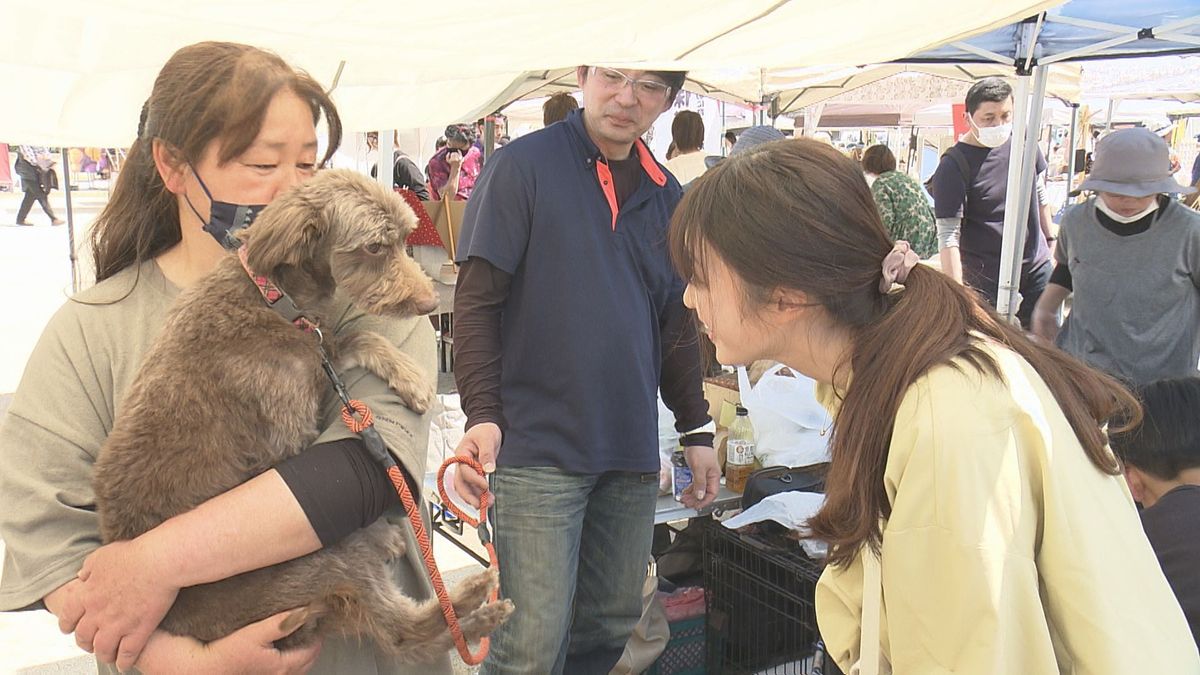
[879,240,920,293]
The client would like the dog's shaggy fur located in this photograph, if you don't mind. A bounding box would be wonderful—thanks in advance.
[93,169,512,659]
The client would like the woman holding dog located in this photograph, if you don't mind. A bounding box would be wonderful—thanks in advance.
[0,43,451,674]
[670,139,1199,672]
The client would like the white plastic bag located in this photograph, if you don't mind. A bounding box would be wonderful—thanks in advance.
[736,364,830,468]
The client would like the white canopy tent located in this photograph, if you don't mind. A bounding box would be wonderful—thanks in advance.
[1,0,1061,145]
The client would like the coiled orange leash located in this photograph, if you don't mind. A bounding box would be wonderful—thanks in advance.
[340,398,499,665]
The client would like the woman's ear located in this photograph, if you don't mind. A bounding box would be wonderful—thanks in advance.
[772,287,810,314]
[1123,465,1147,505]
[151,139,189,195]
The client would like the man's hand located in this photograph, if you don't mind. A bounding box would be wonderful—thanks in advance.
[452,422,502,508]
[74,538,180,671]
[137,610,322,675]
[681,445,720,510]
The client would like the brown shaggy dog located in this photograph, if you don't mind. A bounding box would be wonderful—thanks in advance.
[93,169,512,660]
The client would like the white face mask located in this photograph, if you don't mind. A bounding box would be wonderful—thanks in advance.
[1096,195,1158,224]
[969,118,1012,148]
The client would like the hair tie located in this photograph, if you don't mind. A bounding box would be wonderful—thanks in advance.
[879,241,920,293]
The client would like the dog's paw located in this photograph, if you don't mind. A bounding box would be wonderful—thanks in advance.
[449,567,499,616]
[459,599,515,641]
[376,524,407,560]
[395,381,435,415]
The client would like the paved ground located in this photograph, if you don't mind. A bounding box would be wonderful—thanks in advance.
[0,188,483,674]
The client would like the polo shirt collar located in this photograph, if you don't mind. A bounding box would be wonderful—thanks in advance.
[566,109,667,188]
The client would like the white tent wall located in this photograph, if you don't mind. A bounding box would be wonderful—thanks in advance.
[1,0,1060,145]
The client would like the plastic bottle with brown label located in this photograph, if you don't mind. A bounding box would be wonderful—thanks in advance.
[725,406,756,493]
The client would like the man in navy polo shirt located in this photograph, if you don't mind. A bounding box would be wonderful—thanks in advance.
[452,65,718,674]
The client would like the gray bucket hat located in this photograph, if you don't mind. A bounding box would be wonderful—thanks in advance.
[1077,127,1195,197]
[703,125,787,169]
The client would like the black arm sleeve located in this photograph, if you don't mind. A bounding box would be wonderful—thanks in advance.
[659,301,714,446]
[276,438,416,547]
[1049,262,1073,291]
[453,256,511,431]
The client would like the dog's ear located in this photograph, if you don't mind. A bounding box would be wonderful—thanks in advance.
[243,186,327,276]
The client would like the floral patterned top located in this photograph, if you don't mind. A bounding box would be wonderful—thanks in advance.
[870,170,937,258]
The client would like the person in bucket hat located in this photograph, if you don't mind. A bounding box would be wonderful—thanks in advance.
[1032,127,1200,385]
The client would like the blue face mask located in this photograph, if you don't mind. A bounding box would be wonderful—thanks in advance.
[184,167,267,250]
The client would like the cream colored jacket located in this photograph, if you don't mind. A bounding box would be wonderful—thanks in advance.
[816,341,1199,674]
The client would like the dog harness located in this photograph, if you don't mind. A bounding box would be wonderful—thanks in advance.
[239,245,500,665]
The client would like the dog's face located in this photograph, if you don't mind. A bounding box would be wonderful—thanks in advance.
[244,169,439,318]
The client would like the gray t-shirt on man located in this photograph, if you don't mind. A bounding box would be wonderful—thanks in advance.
[1055,197,1200,385]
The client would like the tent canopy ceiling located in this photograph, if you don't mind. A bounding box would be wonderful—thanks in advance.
[1,0,1059,145]
[902,0,1200,66]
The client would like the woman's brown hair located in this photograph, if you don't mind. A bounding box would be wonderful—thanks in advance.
[671,110,704,154]
[669,139,1139,567]
[90,41,342,283]
[861,144,896,175]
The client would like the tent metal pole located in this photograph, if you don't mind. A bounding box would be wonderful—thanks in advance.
[1105,98,1116,131]
[484,117,496,162]
[996,72,1030,320]
[1066,103,1079,194]
[375,130,391,190]
[1000,65,1049,321]
[61,148,78,293]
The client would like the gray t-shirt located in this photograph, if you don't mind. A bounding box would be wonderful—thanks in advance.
[1055,197,1200,385]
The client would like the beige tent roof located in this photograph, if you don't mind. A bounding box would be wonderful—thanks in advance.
[480,62,1082,121]
[1,0,1060,145]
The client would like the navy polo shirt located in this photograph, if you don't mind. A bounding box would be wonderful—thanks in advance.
[456,109,684,474]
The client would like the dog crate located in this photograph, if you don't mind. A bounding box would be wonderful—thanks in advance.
[703,522,829,674]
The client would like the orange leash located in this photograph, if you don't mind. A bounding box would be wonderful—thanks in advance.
[341,400,499,665]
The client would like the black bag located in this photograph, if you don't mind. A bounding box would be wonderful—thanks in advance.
[741,463,828,511]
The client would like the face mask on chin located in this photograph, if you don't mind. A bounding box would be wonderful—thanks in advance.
[1096,195,1158,224]
[184,167,266,250]
[969,118,1013,148]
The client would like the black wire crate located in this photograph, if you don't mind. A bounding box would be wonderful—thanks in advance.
[703,521,827,674]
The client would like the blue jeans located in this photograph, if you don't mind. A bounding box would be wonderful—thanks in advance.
[480,466,659,675]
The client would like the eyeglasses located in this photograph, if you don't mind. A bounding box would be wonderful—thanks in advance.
[589,66,672,100]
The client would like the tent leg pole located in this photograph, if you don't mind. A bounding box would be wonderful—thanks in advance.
[996,74,1030,320]
[62,149,78,293]
[1066,103,1079,194]
[1000,65,1049,323]
[376,130,391,190]
[484,117,496,162]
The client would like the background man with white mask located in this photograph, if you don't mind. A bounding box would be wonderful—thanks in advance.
[1032,127,1200,385]
[931,77,1053,328]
